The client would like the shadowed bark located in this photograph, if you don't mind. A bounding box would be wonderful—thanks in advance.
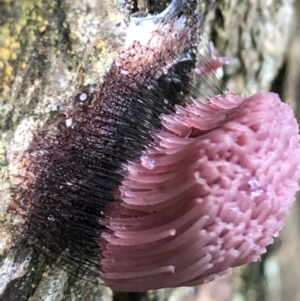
[0,0,297,300]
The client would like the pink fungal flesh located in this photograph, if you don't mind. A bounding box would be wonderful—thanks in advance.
[100,91,300,292]
[193,42,229,76]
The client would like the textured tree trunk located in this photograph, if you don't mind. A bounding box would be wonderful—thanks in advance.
[0,0,297,300]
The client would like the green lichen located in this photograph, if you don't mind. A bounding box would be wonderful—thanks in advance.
[0,0,52,99]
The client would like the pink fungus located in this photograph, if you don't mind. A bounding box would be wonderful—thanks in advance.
[100,91,300,292]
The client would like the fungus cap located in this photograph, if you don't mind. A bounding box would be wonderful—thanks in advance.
[100,91,300,292]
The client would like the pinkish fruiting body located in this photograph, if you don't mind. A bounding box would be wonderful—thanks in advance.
[193,42,229,76]
[100,91,300,292]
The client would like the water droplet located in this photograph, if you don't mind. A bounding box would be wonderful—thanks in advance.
[79,93,87,101]
[248,177,259,190]
[141,156,155,169]
[66,117,72,127]
[47,215,55,221]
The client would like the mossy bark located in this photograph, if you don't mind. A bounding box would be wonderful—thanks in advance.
[0,0,297,300]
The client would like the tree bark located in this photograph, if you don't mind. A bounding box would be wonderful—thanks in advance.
[0,0,297,300]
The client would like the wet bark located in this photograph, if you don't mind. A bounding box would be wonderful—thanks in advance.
[0,0,297,300]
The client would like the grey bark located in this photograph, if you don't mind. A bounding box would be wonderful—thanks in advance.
[0,0,297,300]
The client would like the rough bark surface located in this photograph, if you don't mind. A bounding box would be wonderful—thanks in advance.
[0,0,297,300]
